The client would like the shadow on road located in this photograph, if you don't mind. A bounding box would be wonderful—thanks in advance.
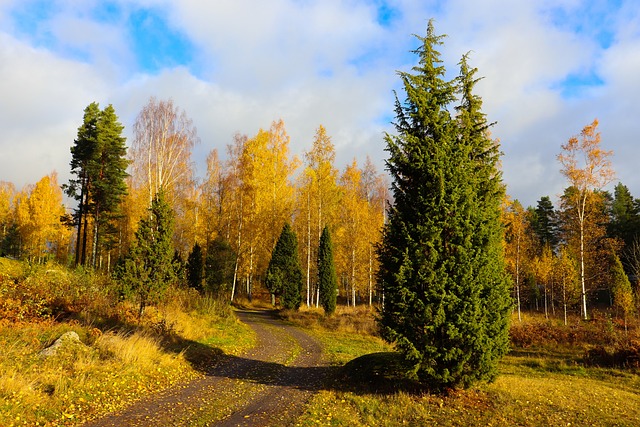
[156,309,339,394]
[158,308,427,397]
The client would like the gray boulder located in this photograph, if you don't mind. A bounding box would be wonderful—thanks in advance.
[40,331,85,357]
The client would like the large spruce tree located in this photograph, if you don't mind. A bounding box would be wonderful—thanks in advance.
[115,190,176,318]
[265,223,304,310]
[318,226,337,315]
[377,21,511,390]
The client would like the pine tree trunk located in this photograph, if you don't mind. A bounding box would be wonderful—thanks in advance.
[91,209,99,268]
[74,181,85,266]
[81,207,90,266]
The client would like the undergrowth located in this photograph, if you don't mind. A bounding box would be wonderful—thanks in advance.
[0,257,255,426]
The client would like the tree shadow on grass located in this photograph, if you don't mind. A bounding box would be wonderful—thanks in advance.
[159,332,338,392]
[160,331,428,396]
[63,307,427,397]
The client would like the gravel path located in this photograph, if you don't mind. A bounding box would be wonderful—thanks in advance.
[83,309,329,427]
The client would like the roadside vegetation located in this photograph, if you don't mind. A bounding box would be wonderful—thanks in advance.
[285,306,640,427]
[0,257,254,427]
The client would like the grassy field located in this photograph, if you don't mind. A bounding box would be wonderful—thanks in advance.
[0,258,255,426]
[286,307,640,427]
[4,256,640,426]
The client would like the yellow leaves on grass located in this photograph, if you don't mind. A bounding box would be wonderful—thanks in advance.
[0,322,200,427]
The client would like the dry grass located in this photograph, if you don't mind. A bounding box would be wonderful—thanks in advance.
[0,258,255,426]
[282,304,379,335]
[0,318,197,426]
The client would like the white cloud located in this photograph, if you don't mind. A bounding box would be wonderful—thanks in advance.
[0,33,109,190]
[2,0,640,210]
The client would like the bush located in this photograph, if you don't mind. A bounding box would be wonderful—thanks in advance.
[584,341,640,368]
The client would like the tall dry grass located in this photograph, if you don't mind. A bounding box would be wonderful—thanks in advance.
[0,258,254,426]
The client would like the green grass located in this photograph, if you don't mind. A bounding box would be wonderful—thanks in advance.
[290,309,640,427]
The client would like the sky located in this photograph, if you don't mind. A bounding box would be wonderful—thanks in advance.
[1,0,639,208]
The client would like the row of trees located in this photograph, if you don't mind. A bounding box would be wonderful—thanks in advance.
[0,98,387,308]
[504,118,640,325]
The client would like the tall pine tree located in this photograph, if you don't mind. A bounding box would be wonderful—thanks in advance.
[377,21,511,390]
[65,102,128,267]
[532,196,559,250]
[65,102,100,266]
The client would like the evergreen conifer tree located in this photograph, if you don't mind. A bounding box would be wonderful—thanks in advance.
[186,242,204,291]
[318,226,337,315]
[377,21,511,390]
[610,183,640,265]
[532,196,559,250]
[265,223,303,310]
[205,236,236,297]
[115,190,176,318]
[65,102,128,267]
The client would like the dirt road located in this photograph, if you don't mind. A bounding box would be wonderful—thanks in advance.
[83,309,330,427]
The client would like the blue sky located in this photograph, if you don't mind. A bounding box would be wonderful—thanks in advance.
[1,0,639,207]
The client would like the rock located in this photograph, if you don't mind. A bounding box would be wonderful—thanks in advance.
[40,331,84,357]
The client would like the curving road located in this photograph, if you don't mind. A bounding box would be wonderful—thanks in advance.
[83,310,329,427]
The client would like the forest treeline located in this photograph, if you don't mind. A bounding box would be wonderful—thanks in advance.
[505,119,636,325]
[0,97,387,309]
[0,99,637,320]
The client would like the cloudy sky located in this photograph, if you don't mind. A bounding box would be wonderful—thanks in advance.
[0,0,638,208]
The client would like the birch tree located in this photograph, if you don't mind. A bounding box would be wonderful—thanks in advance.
[15,173,70,262]
[503,198,533,321]
[557,119,614,319]
[131,97,198,205]
[361,157,387,306]
[296,125,341,307]
[336,160,368,306]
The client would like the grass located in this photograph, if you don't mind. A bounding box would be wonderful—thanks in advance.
[0,258,256,426]
[5,257,640,426]
[281,305,389,365]
[287,307,640,427]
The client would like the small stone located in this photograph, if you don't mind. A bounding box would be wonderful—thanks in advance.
[40,331,84,357]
